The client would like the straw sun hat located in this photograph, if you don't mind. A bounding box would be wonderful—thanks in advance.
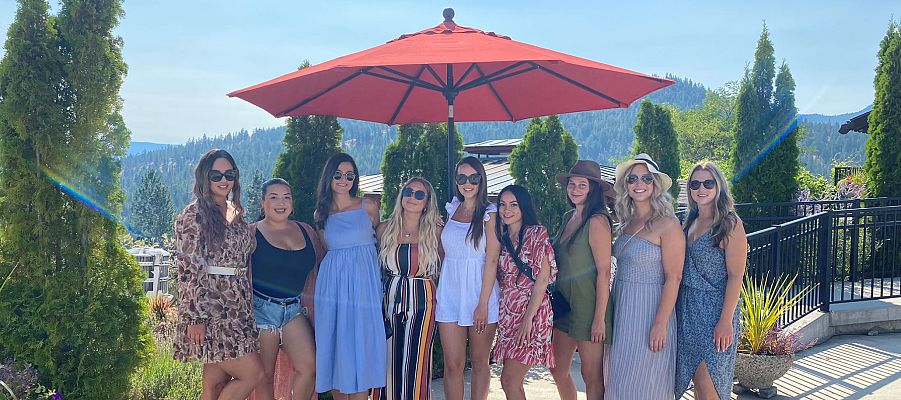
[613,153,673,192]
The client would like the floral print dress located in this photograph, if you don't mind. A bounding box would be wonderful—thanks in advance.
[493,225,557,367]
[172,202,259,363]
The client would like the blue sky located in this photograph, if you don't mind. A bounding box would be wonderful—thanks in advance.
[1,0,898,144]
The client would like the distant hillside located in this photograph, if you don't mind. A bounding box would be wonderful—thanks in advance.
[127,141,170,156]
[799,105,872,125]
[120,74,869,226]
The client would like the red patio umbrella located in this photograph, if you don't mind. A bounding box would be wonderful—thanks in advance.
[228,8,674,199]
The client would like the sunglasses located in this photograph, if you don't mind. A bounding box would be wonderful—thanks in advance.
[402,187,427,200]
[333,171,357,181]
[626,174,654,185]
[208,169,238,182]
[455,173,482,186]
[689,179,717,190]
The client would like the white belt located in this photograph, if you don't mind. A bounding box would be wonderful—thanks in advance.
[207,266,245,277]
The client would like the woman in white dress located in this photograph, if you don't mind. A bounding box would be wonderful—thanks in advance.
[436,156,500,400]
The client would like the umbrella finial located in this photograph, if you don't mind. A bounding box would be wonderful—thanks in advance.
[443,8,455,22]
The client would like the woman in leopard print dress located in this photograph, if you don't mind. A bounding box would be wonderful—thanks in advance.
[173,149,263,399]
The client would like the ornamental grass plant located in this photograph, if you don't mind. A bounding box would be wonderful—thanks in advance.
[739,273,815,355]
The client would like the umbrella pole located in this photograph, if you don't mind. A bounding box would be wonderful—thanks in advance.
[445,64,457,203]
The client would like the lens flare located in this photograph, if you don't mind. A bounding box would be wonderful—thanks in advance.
[41,166,136,233]
[731,114,799,183]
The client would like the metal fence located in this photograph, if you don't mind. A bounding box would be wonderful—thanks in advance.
[746,205,901,327]
[833,166,864,185]
[736,197,901,232]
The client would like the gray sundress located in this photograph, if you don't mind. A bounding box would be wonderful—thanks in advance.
[605,234,677,399]
[675,231,741,399]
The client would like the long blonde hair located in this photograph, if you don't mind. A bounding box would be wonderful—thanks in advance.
[684,161,738,247]
[613,163,675,234]
[379,178,441,277]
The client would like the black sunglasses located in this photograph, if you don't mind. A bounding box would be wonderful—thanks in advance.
[402,187,427,200]
[208,169,238,182]
[455,173,482,186]
[626,174,654,185]
[689,179,717,190]
[333,171,357,181]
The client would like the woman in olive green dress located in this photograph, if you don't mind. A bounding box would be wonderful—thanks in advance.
[549,160,615,400]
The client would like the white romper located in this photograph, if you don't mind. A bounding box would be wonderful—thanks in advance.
[436,198,500,326]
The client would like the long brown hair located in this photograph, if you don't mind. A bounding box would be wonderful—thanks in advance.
[684,161,738,247]
[454,156,489,248]
[558,178,612,248]
[313,153,359,230]
[192,149,242,249]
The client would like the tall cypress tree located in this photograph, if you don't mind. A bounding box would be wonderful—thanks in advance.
[731,26,800,204]
[272,115,342,224]
[380,123,463,216]
[0,0,151,397]
[632,99,681,199]
[132,169,176,240]
[509,115,578,232]
[244,169,266,222]
[865,21,901,197]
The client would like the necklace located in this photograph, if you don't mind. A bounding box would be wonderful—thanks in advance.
[403,232,412,238]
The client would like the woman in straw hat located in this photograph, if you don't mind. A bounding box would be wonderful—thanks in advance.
[675,162,746,400]
[549,160,615,400]
[605,154,685,400]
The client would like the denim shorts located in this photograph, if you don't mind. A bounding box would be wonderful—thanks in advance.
[252,293,307,332]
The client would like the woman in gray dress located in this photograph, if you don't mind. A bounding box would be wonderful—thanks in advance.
[675,162,747,399]
[605,154,684,399]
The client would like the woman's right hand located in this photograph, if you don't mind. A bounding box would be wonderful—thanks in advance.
[473,303,488,334]
[187,323,206,344]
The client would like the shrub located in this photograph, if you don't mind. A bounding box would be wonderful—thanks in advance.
[0,359,60,400]
[128,340,201,400]
[739,273,812,355]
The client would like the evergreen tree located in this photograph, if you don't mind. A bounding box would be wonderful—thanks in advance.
[731,26,801,203]
[131,169,175,240]
[244,169,266,222]
[380,123,463,216]
[272,115,342,224]
[756,63,801,201]
[0,1,150,397]
[632,99,681,199]
[671,84,737,177]
[509,115,578,232]
[865,21,901,197]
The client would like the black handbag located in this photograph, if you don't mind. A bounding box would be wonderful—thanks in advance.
[501,230,571,320]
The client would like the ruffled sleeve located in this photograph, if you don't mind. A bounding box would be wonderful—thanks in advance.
[484,203,497,222]
[174,203,209,325]
[530,226,557,283]
[445,197,461,217]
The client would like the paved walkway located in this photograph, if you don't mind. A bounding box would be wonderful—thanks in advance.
[429,333,901,399]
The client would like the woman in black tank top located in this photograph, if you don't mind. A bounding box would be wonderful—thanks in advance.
[250,178,321,400]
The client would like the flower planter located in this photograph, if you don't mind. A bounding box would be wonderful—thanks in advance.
[733,352,793,398]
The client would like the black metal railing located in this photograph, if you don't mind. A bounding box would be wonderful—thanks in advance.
[745,204,901,327]
[736,197,901,232]
[833,166,864,185]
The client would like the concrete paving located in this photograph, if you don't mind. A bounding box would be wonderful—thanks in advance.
[428,333,901,399]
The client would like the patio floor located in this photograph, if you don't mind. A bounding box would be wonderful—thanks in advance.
[429,333,901,399]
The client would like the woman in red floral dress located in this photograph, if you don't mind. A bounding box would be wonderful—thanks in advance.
[493,185,557,400]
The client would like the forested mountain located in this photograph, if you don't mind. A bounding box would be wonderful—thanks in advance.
[120,74,867,227]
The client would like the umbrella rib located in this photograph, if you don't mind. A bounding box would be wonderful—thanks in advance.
[455,64,479,89]
[278,67,372,116]
[529,61,624,107]
[423,65,448,88]
[388,66,428,125]
[372,66,444,92]
[456,64,537,92]
[474,64,514,121]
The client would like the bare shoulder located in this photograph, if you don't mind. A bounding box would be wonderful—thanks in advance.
[375,220,387,239]
[588,214,612,231]
[656,216,684,239]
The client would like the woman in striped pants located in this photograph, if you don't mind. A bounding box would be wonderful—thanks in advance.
[376,178,443,400]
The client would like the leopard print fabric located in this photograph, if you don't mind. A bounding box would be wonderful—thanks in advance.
[172,202,259,363]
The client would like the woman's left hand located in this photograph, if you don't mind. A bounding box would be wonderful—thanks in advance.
[713,319,734,352]
[514,320,533,346]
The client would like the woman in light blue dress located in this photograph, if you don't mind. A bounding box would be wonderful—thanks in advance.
[313,153,386,400]
[676,162,746,400]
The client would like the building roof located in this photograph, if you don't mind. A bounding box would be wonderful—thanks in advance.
[839,111,870,134]
[127,247,171,257]
[359,138,618,199]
